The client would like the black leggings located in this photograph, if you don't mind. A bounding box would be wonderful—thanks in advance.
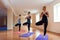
[15,23,21,31]
[19,24,21,31]
[36,20,48,36]
[28,23,30,31]
[23,22,30,31]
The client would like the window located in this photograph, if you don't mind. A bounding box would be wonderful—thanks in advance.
[54,3,60,22]
[36,13,40,22]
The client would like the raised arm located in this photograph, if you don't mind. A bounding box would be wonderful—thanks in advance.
[25,15,28,19]
[47,12,49,17]
[40,12,43,18]
[45,12,49,17]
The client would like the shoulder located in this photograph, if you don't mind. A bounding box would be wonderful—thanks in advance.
[41,12,43,14]
[45,11,49,14]
[41,12,43,15]
[46,11,49,15]
[29,15,31,18]
[46,11,48,13]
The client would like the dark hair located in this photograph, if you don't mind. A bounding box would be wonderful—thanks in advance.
[28,11,30,14]
[19,14,21,16]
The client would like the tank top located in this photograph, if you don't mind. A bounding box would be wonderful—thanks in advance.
[18,19,21,24]
[27,16,31,23]
[42,12,48,22]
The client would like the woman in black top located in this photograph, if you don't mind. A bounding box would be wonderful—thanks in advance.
[23,12,31,32]
[27,12,31,32]
[36,6,49,37]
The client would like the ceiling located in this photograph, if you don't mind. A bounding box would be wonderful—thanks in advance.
[1,0,55,16]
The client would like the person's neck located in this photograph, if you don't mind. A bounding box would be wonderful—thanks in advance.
[43,10,46,12]
[43,10,46,14]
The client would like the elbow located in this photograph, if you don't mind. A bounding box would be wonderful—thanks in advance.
[47,16,49,17]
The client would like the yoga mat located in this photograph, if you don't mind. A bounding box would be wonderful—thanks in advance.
[15,30,25,34]
[0,25,7,30]
[36,34,48,40]
[15,31,22,34]
[19,32,34,37]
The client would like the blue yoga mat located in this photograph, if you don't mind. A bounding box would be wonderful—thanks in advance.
[19,32,34,37]
[36,34,48,40]
[0,25,7,30]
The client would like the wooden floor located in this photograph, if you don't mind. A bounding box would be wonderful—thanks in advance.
[0,26,60,40]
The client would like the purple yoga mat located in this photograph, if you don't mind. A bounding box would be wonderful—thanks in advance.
[36,34,48,40]
[19,32,34,37]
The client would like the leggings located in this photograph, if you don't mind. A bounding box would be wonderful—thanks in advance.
[36,20,48,36]
[15,23,21,31]
[19,24,21,31]
[23,22,30,31]
[28,23,30,31]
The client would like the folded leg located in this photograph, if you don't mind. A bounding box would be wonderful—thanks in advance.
[23,22,28,25]
[15,23,19,26]
[35,20,43,26]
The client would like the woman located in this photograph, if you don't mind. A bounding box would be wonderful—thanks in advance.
[15,14,21,31]
[36,6,49,37]
[23,12,31,32]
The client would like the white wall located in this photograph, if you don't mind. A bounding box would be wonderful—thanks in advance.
[46,0,60,33]
[7,8,13,30]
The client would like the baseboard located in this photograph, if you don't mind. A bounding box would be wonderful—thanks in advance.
[32,27,60,36]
